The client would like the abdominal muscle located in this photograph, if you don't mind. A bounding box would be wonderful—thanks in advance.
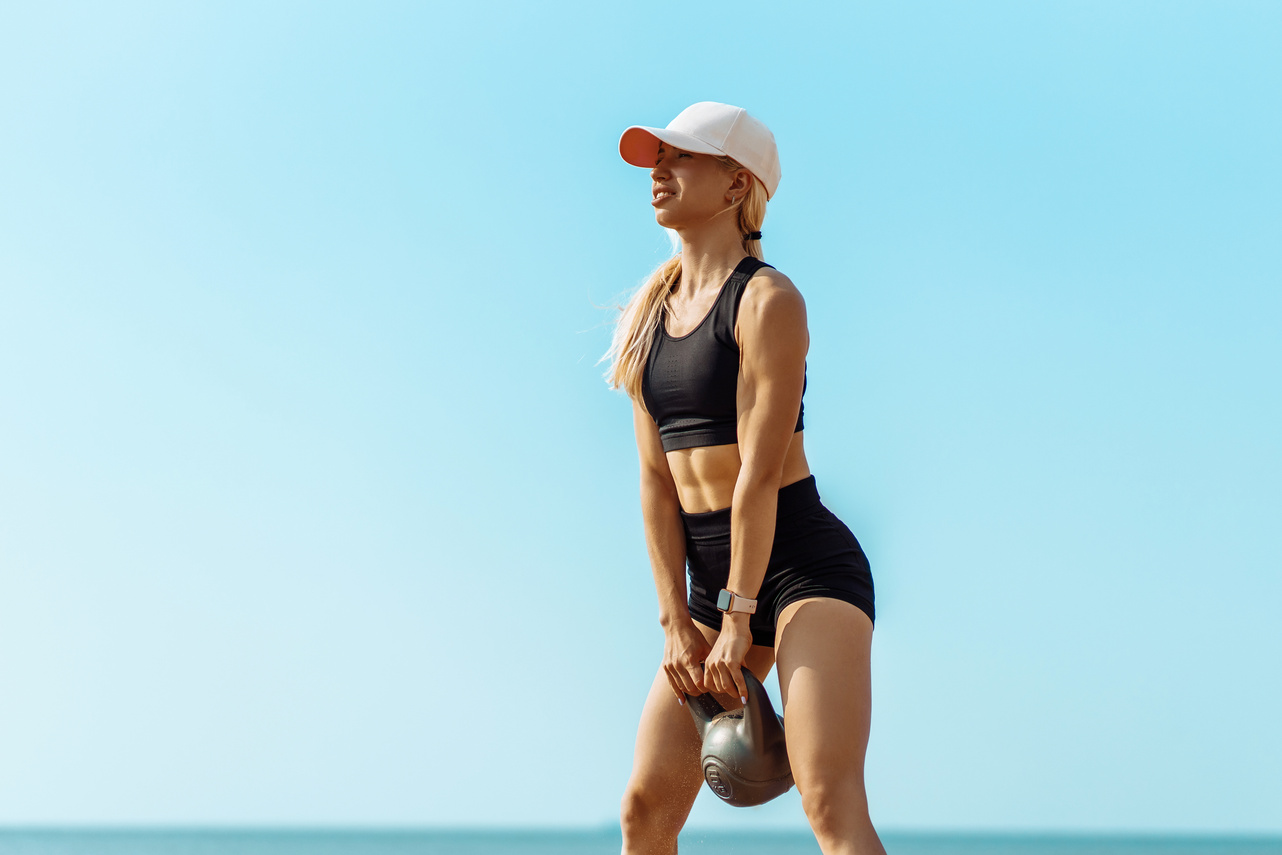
[666,430,811,514]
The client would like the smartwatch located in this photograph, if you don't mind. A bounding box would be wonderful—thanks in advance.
[716,588,758,615]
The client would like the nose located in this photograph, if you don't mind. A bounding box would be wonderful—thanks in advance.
[650,159,669,181]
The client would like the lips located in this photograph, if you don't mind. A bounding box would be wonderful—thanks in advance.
[652,186,676,202]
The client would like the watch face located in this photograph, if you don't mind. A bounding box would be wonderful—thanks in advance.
[717,589,733,612]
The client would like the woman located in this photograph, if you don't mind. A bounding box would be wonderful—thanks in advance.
[602,102,887,855]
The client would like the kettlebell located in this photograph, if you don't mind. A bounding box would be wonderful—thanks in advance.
[684,668,794,807]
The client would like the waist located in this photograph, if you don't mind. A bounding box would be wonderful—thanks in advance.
[667,431,808,513]
[679,474,823,540]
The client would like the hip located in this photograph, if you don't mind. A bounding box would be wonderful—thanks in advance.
[680,475,872,580]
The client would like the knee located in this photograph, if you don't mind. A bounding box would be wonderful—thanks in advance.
[799,780,871,840]
[619,783,649,834]
[620,779,683,840]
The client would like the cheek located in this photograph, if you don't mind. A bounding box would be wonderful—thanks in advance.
[679,175,723,207]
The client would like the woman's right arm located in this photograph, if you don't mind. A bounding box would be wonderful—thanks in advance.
[632,398,710,702]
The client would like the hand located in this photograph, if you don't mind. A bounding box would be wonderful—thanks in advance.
[704,613,752,702]
[662,620,712,704]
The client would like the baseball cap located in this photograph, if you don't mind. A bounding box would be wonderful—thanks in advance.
[619,102,781,200]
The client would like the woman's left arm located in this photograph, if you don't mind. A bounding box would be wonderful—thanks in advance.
[703,269,809,698]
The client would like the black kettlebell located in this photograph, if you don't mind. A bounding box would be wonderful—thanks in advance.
[684,667,794,807]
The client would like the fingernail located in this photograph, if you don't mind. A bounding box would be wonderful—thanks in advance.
[741,696,748,704]
[678,697,685,706]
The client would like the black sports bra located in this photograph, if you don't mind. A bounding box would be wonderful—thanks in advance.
[640,256,806,453]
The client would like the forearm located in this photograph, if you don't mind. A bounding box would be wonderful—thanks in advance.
[726,470,780,602]
[640,476,691,629]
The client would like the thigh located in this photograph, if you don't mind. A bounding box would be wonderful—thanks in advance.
[628,665,705,800]
[773,597,875,794]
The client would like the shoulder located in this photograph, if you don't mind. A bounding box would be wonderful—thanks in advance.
[735,266,808,347]
[750,265,795,291]
[739,266,806,324]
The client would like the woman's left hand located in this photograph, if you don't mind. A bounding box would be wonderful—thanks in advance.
[704,614,753,701]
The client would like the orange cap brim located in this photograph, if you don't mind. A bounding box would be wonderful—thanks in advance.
[619,125,728,168]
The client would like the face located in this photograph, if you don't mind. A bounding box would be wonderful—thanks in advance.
[650,144,746,230]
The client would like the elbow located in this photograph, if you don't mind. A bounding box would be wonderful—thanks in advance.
[736,429,793,490]
[640,468,680,504]
[735,460,788,494]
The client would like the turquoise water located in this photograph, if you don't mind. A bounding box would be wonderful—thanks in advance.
[0,830,1278,855]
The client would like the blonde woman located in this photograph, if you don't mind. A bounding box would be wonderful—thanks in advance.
[602,103,886,855]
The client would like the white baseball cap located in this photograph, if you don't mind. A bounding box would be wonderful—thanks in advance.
[619,102,781,200]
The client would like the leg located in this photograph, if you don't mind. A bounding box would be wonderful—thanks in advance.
[620,666,703,855]
[775,598,885,855]
[621,623,775,854]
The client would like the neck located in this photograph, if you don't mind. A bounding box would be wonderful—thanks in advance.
[674,214,750,296]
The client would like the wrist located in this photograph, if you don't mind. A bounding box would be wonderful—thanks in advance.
[720,611,752,632]
[659,610,693,630]
[716,587,757,616]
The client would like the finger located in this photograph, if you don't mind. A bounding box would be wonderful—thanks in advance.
[670,678,687,705]
[720,668,737,699]
[665,664,692,704]
[686,663,706,694]
[707,662,728,695]
[731,665,748,705]
[669,660,697,696]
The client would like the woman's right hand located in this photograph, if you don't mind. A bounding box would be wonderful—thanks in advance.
[662,620,712,704]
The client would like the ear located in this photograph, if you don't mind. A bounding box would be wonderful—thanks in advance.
[726,168,754,202]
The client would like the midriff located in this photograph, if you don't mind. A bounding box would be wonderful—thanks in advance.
[666,430,811,514]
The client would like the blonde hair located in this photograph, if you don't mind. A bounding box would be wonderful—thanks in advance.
[600,155,769,404]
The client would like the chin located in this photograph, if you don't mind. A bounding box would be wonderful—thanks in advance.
[654,212,683,230]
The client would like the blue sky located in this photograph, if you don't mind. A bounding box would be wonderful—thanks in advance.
[1,0,1278,835]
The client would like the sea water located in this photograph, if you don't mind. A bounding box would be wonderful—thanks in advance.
[0,830,1278,855]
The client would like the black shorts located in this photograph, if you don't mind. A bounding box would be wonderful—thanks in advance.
[682,475,875,648]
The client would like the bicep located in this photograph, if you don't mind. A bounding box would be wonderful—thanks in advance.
[735,279,808,476]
